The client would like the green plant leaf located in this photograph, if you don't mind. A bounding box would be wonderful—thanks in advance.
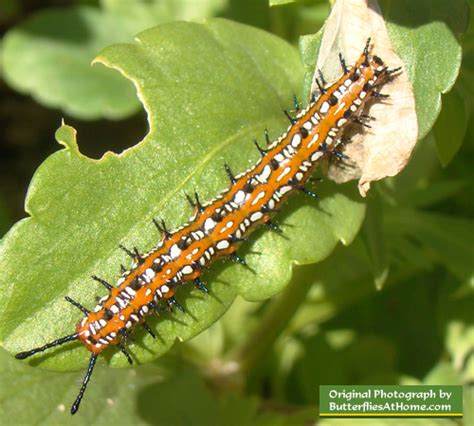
[0,19,364,372]
[0,347,159,424]
[380,0,468,139]
[361,196,389,290]
[433,87,469,166]
[269,0,296,6]
[0,347,311,424]
[385,209,474,281]
[101,0,227,22]
[300,0,466,141]
[1,2,225,120]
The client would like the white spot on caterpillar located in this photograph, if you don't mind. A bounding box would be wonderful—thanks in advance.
[296,172,304,181]
[181,265,193,275]
[99,319,107,327]
[303,121,312,130]
[145,268,155,280]
[234,190,246,205]
[116,297,127,309]
[251,191,266,206]
[291,134,301,148]
[161,285,170,293]
[258,165,272,183]
[170,244,181,259]
[277,166,291,182]
[204,217,216,232]
[125,287,136,296]
[311,152,323,162]
[110,305,119,314]
[337,118,347,127]
[307,133,320,149]
[320,101,329,113]
[279,185,292,196]
[250,211,264,222]
[216,240,230,250]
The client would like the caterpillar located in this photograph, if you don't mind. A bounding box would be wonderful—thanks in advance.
[15,39,400,414]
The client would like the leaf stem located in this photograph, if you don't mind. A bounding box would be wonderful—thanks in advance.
[231,269,313,375]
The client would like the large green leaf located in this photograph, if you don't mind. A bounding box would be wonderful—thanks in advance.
[300,0,466,141]
[0,347,314,425]
[381,0,468,139]
[1,1,226,120]
[0,19,364,372]
[433,87,470,166]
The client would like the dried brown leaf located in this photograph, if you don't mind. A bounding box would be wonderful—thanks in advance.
[312,0,418,196]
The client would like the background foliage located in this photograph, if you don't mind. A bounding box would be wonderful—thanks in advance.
[0,0,472,425]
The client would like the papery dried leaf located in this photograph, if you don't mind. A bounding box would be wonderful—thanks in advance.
[312,0,418,196]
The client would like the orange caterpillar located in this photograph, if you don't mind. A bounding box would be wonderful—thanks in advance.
[16,39,399,414]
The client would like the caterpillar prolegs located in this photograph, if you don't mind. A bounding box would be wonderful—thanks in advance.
[15,39,400,414]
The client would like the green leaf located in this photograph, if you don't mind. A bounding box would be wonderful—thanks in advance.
[1,2,225,120]
[433,87,469,166]
[299,0,467,141]
[361,196,389,290]
[269,0,296,6]
[0,347,309,424]
[385,209,474,281]
[0,19,364,372]
[0,347,158,424]
[438,283,474,383]
[101,0,227,21]
[380,0,468,139]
